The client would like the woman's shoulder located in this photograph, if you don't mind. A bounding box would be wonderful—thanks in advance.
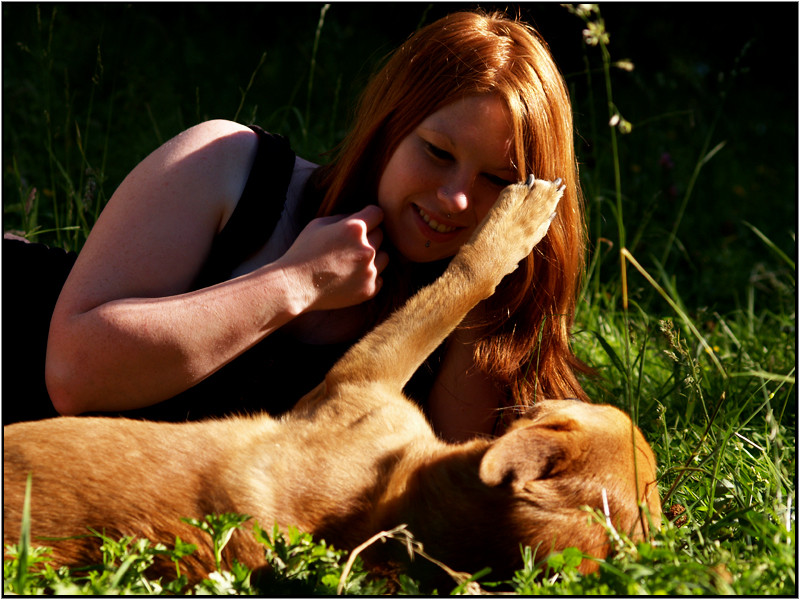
[157,119,258,163]
[165,119,259,175]
[178,118,257,141]
[150,121,260,232]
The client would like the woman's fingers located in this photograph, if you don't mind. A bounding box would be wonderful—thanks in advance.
[278,204,391,312]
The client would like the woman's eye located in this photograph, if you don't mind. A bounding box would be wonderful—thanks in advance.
[485,173,515,188]
[425,142,453,161]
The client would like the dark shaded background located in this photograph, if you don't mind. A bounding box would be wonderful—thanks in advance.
[3,2,797,310]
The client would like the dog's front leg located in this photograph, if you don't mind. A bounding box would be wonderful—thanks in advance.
[326,176,564,394]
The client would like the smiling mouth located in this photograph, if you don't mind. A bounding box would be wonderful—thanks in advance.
[416,205,458,234]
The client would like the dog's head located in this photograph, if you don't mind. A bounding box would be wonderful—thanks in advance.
[478,399,661,574]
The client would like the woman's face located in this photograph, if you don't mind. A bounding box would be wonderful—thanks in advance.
[377,94,517,263]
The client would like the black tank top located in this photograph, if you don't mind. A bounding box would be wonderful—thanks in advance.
[119,126,355,422]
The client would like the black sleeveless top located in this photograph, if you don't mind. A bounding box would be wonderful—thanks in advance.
[3,126,441,424]
[114,126,355,422]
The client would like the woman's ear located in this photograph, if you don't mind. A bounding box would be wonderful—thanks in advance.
[478,417,580,488]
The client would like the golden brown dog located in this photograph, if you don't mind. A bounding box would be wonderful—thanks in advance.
[4,177,661,586]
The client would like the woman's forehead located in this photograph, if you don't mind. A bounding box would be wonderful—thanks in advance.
[417,95,516,169]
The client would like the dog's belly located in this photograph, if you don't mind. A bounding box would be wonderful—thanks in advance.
[230,389,435,540]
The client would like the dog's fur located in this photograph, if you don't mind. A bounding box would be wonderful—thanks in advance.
[4,178,661,585]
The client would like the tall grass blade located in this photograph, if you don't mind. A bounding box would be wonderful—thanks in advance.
[233,52,267,123]
[730,369,796,384]
[700,140,727,166]
[304,3,330,143]
[660,40,752,265]
[621,248,727,377]
[108,554,138,590]
[660,133,725,266]
[13,474,34,594]
[589,330,627,377]
[742,221,795,270]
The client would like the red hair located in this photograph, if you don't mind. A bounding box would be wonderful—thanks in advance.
[312,10,590,418]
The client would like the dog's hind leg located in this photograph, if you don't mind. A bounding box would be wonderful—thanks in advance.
[326,176,564,394]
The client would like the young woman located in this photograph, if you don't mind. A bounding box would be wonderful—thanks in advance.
[8,10,588,441]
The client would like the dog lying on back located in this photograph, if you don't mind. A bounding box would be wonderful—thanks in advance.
[4,176,661,587]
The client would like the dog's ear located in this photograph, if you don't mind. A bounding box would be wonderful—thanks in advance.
[479,417,581,488]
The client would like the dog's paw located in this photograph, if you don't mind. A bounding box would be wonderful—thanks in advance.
[468,175,564,273]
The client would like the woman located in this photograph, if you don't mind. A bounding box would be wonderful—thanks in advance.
[12,10,588,441]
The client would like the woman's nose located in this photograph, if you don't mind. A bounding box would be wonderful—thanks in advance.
[436,175,471,213]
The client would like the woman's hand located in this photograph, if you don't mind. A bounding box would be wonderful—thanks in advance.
[276,205,390,313]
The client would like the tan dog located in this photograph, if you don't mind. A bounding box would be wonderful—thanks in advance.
[4,177,661,586]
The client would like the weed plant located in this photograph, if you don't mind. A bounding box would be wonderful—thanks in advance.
[3,3,796,595]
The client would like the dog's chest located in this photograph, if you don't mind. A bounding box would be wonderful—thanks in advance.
[230,400,430,536]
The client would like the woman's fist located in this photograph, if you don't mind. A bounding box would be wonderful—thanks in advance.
[276,205,389,312]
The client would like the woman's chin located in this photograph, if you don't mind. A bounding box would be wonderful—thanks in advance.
[393,239,458,264]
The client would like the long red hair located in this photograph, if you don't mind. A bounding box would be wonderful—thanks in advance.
[312,10,589,415]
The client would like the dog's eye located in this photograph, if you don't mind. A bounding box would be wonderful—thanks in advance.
[539,418,577,433]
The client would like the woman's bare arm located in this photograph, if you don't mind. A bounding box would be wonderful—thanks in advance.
[46,120,387,415]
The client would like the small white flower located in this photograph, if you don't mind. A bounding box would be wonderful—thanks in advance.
[614,59,635,72]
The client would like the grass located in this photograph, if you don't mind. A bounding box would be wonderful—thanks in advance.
[3,3,796,595]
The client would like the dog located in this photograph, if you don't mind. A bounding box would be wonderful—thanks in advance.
[4,176,661,587]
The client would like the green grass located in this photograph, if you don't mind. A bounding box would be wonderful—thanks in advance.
[3,3,796,595]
